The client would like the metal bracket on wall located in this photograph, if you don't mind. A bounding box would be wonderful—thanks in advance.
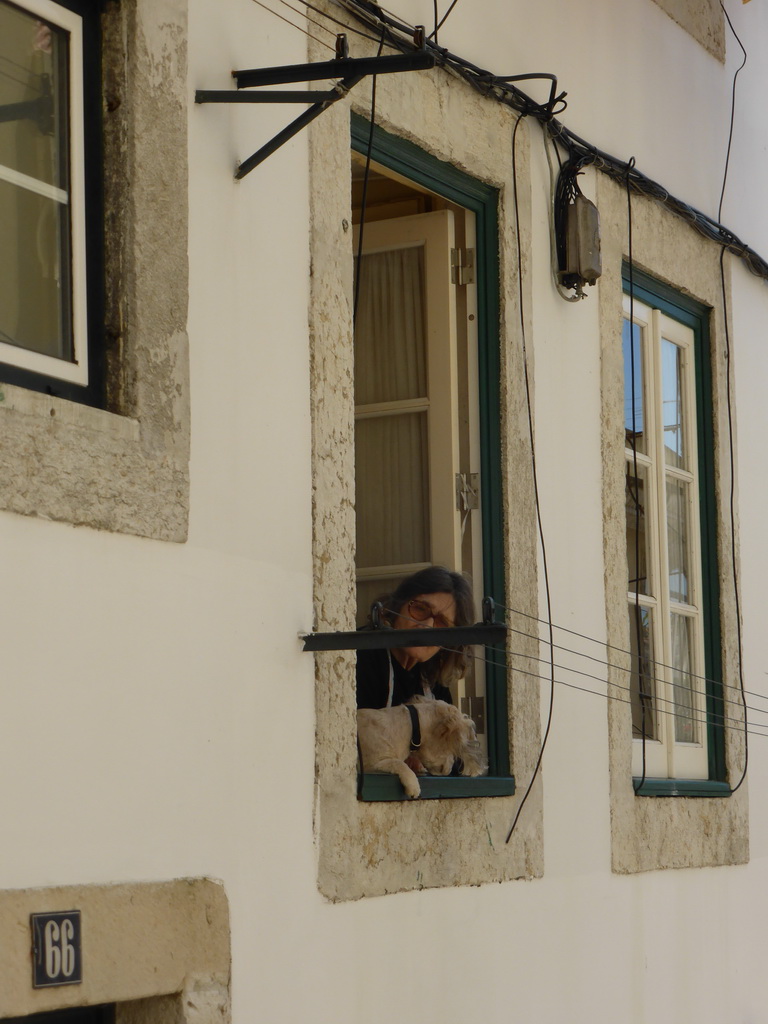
[300,594,505,652]
[195,30,435,179]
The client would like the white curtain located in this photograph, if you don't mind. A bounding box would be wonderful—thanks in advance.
[354,246,430,573]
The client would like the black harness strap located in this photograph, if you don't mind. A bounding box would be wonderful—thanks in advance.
[406,704,421,750]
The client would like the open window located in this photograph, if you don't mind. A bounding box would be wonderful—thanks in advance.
[351,117,512,799]
[0,0,102,404]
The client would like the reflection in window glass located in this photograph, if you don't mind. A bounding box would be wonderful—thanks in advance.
[671,613,698,744]
[0,0,72,361]
[629,604,657,740]
[625,464,651,597]
[661,338,685,468]
[623,318,645,453]
[666,477,690,604]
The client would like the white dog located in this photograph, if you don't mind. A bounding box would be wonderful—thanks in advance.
[357,699,487,798]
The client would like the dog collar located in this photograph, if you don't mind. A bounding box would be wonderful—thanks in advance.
[406,704,421,750]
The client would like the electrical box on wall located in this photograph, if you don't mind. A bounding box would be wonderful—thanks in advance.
[563,195,602,288]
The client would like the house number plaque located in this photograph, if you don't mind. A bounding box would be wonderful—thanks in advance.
[31,911,82,988]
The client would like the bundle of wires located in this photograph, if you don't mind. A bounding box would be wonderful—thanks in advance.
[336,0,768,285]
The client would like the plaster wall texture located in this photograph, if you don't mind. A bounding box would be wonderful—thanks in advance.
[2,2,768,1024]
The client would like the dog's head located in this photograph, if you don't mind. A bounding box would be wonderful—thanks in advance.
[418,702,488,778]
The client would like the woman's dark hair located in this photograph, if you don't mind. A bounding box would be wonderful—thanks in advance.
[377,566,475,685]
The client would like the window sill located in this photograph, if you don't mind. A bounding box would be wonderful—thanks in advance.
[633,777,732,797]
[358,773,516,801]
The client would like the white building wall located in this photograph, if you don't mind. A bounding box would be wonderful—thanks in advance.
[2,1,768,1023]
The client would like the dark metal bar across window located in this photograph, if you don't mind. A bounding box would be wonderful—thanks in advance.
[301,621,507,652]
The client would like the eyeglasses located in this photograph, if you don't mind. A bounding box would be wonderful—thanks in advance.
[405,599,455,629]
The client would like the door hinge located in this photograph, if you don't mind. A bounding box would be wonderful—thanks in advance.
[455,472,480,512]
[451,247,475,285]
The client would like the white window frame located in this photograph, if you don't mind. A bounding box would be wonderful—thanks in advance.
[0,0,89,385]
[624,293,709,780]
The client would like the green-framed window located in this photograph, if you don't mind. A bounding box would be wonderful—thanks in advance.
[351,115,512,800]
[623,265,728,796]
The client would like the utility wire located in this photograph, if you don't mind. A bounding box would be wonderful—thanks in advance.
[506,111,556,844]
[250,0,336,51]
[274,0,337,37]
[719,1,749,793]
[352,27,386,325]
[292,0,385,43]
[718,1,747,223]
[378,601,768,709]
[493,601,764,703]
[499,642,766,723]
[430,643,759,741]
[429,0,461,39]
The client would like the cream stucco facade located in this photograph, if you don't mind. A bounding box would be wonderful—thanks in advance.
[2,1,768,1022]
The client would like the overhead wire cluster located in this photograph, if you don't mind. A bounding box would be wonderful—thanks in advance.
[331,0,768,285]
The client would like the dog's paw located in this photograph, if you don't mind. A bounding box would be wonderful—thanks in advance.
[403,776,421,799]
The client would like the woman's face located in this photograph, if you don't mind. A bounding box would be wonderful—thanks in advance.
[391,591,458,667]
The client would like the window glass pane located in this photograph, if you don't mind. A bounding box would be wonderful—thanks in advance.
[661,337,685,468]
[670,613,699,744]
[0,1,73,363]
[626,462,651,597]
[355,412,430,568]
[0,1,69,188]
[629,603,657,740]
[0,179,71,357]
[666,476,690,604]
[354,247,427,405]
[623,317,646,454]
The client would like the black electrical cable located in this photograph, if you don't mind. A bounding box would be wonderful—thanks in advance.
[722,246,748,794]
[250,0,336,50]
[274,0,337,38]
[477,651,766,738]
[429,0,460,40]
[505,112,556,844]
[352,27,386,325]
[293,0,385,43]
[718,2,747,224]
[718,2,749,794]
[624,157,649,795]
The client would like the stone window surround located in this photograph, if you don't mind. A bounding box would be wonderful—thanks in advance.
[308,36,544,901]
[0,0,190,544]
[0,878,230,1023]
[598,172,749,873]
[650,0,725,62]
